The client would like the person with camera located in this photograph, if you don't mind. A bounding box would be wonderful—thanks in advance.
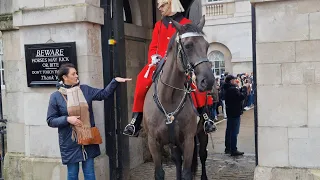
[223,75,247,156]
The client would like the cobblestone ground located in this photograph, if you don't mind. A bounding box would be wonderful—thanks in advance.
[130,153,255,180]
[130,109,255,180]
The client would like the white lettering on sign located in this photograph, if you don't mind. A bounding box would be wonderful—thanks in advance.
[40,75,59,81]
[31,58,47,63]
[36,49,64,57]
[47,57,58,63]
[41,75,54,80]
[59,57,69,62]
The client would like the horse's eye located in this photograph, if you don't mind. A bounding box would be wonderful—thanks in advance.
[184,43,193,49]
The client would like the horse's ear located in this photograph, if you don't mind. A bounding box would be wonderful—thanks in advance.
[197,15,205,30]
[171,19,182,32]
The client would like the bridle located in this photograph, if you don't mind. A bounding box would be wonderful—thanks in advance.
[176,32,210,75]
[153,31,210,125]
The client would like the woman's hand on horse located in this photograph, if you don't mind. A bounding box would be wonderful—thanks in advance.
[67,116,83,127]
[115,77,132,83]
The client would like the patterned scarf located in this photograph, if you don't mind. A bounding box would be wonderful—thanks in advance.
[58,84,92,142]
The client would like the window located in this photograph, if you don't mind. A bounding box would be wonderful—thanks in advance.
[0,39,4,89]
[208,50,225,77]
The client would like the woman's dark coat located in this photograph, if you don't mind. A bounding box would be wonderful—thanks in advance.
[46,79,118,164]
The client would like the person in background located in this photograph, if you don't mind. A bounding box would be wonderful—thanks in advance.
[220,72,228,120]
[223,75,247,156]
[46,63,131,180]
[244,78,253,110]
[211,77,220,122]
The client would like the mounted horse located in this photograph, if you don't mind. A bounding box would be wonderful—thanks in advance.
[143,15,215,180]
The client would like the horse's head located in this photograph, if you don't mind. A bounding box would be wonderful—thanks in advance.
[170,15,214,92]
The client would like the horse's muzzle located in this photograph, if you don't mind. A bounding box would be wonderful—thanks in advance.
[198,77,214,92]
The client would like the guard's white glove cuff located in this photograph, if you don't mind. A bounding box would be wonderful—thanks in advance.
[151,54,162,65]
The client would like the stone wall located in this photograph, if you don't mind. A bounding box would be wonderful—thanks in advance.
[1,0,109,179]
[252,0,320,179]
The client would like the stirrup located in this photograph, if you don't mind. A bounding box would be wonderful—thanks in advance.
[203,119,217,134]
[123,124,136,137]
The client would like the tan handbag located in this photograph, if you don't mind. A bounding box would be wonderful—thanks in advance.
[77,126,102,145]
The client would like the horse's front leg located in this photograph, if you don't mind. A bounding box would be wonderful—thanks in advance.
[182,137,195,180]
[171,146,182,180]
[148,135,165,180]
[198,130,209,180]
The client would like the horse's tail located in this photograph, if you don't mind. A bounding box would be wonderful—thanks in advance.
[191,136,198,177]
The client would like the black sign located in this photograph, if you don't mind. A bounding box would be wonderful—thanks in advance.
[25,42,77,87]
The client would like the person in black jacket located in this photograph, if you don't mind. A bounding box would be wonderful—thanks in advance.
[223,75,247,156]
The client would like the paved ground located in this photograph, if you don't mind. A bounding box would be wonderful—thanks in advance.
[130,109,256,180]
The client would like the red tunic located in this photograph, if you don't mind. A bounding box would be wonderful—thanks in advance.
[132,15,212,112]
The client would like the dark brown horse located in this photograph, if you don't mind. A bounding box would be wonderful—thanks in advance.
[143,15,214,180]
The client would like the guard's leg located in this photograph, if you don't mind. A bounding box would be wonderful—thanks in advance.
[191,90,217,134]
[123,66,153,137]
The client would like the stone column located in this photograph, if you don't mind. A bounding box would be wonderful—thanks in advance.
[252,0,320,179]
[2,1,109,179]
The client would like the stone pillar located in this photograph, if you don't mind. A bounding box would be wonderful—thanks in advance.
[2,1,109,179]
[252,0,320,179]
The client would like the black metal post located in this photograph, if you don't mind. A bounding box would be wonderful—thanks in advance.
[101,0,117,179]
[112,0,130,179]
[251,4,258,166]
[0,54,6,180]
[152,0,157,27]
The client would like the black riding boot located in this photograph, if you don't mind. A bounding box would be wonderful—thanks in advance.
[123,112,143,137]
[198,107,217,134]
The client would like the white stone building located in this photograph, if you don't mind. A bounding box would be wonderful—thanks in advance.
[202,0,253,76]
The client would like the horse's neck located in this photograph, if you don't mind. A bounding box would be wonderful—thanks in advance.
[158,53,185,103]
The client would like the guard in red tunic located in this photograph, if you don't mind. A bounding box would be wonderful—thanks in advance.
[123,0,217,137]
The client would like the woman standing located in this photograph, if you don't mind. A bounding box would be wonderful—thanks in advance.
[46,63,131,180]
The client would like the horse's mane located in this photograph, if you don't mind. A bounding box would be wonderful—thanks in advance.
[167,23,205,51]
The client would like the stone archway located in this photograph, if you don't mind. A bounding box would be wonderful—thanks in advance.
[208,42,232,75]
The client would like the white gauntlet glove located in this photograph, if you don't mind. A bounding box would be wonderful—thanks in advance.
[151,54,162,65]
[144,54,162,78]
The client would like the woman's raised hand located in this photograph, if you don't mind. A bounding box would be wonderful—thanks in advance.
[115,77,132,83]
